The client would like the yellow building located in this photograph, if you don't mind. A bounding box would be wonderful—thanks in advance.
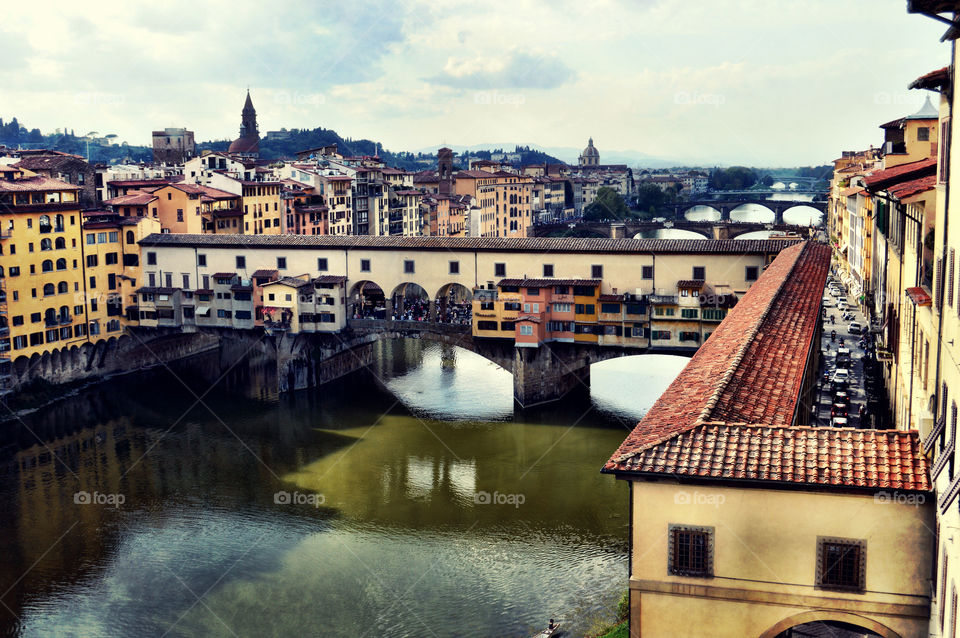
[0,167,88,361]
[240,181,282,235]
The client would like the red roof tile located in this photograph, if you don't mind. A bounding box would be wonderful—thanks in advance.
[909,66,951,91]
[864,158,936,189]
[601,242,928,493]
[887,175,936,200]
[906,286,932,307]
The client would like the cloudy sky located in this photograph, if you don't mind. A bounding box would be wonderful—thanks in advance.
[0,0,950,165]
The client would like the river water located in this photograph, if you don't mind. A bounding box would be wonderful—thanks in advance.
[0,340,688,637]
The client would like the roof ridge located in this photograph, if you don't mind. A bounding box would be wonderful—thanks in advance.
[698,243,805,423]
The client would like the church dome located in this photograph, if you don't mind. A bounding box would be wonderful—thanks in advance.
[228,136,259,154]
[582,137,599,158]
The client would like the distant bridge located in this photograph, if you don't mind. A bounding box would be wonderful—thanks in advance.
[670,199,827,223]
[533,220,822,240]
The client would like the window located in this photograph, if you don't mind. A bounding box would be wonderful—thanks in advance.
[41,260,53,273]
[519,325,534,336]
[105,252,118,265]
[745,266,759,282]
[591,264,603,279]
[681,308,698,319]
[317,258,328,271]
[495,263,506,278]
[361,259,371,272]
[404,260,415,274]
[918,126,931,141]
[449,261,459,275]
[86,255,98,268]
[197,254,206,267]
[236,256,246,269]
[600,303,620,314]
[87,234,96,245]
[692,266,705,280]
[668,525,713,577]
[642,265,653,280]
[147,252,157,265]
[816,537,865,592]
[476,320,498,330]
[543,264,554,277]
[277,257,286,270]
[88,276,96,289]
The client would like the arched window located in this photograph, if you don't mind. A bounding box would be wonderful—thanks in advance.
[54,237,66,249]
[58,305,69,320]
[38,215,51,233]
[42,283,55,296]
[40,238,52,251]
[0,265,4,277]
[55,258,66,270]
[41,260,53,273]
[44,308,56,323]
[57,281,68,294]
[126,230,135,244]
[54,214,64,231]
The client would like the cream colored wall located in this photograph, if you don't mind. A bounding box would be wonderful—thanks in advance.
[144,244,771,306]
[630,479,933,638]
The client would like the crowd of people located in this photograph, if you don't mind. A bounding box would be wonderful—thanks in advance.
[350,296,473,325]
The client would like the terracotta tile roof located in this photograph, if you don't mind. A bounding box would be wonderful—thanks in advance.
[598,294,624,301]
[610,423,929,491]
[864,157,936,189]
[677,279,705,289]
[103,192,158,206]
[14,154,87,171]
[211,272,237,279]
[314,275,347,284]
[265,276,313,289]
[909,66,951,91]
[140,234,800,256]
[0,175,81,192]
[601,242,928,493]
[839,186,865,198]
[251,269,278,279]
[107,178,174,188]
[498,278,601,288]
[887,174,937,200]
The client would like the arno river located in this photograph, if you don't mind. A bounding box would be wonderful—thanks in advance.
[0,340,688,637]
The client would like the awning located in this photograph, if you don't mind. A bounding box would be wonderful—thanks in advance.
[196,306,212,317]
[906,287,932,307]
[838,242,849,255]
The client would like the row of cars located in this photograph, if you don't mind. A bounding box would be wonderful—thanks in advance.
[823,274,857,428]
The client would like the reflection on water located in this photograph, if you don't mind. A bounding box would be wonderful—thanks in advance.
[683,205,721,222]
[735,230,773,240]
[729,203,775,223]
[782,206,823,226]
[0,340,689,637]
[635,229,706,240]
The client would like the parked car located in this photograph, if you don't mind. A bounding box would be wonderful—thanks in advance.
[849,322,864,335]
[831,416,850,427]
[822,297,835,308]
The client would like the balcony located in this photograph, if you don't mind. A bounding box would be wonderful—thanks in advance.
[648,294,678,305]
[45,316,71,327]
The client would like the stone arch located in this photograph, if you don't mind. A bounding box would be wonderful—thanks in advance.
[348,280,386,319]
[729,203,775,223]
[757,611,902,638]
[389,282,429,320]
[683,204,722,221]
[781,204,825,226]
[50,348,62,374]
[435,283,473,325]
[13,355,30,377]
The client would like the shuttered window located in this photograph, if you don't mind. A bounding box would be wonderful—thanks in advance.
[950,248,956,308]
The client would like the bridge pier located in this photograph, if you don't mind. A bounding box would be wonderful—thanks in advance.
[512,343,591,407]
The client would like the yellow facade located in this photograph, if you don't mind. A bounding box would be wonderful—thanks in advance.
[0,173,88,360]
[242,182,282,235]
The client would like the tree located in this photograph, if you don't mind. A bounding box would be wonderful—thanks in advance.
[709,166,758,190]
[584,186,630,221]
[760,174,774,187]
